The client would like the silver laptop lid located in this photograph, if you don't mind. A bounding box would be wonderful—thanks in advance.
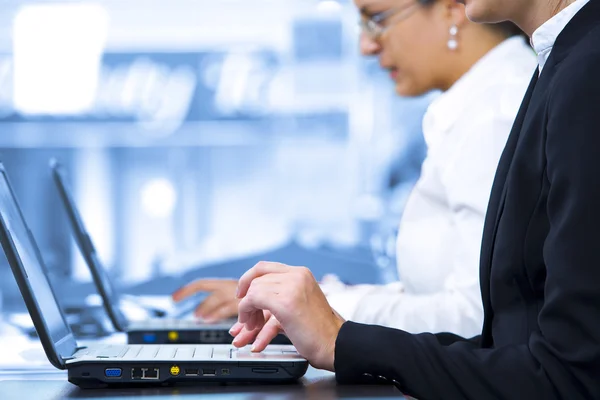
[0,163,78,369]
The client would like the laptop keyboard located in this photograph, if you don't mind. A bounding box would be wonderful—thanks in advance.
[150,318,234,328]
[74,344,301,361]
[79,345,222,360]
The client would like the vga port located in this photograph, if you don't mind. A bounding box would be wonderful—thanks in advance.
[104,368,122,378]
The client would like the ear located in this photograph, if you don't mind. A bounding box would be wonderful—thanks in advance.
[441,0,468,27]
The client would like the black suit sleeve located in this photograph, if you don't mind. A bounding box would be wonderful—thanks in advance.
[334,52,600,400]
[434,332,480,347]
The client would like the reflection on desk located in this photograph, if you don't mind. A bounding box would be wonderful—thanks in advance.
[0,367,405,400]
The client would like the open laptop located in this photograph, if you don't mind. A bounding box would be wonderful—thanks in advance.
[50,159,250,345]
[0,162,308,388]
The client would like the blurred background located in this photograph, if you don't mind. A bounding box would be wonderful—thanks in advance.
[0,0,432,322]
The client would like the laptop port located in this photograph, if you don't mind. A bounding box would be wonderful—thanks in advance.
[221,368,230,375]
[184,369,199,376]
[142,333,157,343]
[104,368,122,378]
[142,368,160,380]
[131,368,143,380]
[251,367,279,374]
[202,368,216,376]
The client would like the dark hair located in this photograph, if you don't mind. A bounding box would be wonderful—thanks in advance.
[417,0,528,39]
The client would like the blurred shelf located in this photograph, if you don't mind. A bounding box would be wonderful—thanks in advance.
[0,121,270,148]
[0,114,347,148]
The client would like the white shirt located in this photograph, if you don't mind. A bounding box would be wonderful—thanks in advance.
[323,37,538,338]
[531,0,590,71]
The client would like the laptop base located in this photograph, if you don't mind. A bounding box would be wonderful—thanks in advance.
[67,362,308,389]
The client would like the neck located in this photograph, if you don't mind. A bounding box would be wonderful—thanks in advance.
[516,0,577,36]
[437,28,506,92]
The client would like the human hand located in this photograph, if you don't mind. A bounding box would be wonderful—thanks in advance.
[230,262,345,371]
[172,279,239,322]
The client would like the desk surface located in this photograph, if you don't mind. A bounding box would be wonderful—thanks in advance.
[0,367,405,400]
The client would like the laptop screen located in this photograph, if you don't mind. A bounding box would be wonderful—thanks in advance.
[52,161,127,330]
[0,167,76,363]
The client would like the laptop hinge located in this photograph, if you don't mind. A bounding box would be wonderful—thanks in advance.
[64,346,88,360]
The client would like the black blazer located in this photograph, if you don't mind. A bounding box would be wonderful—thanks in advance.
[334,2,600,399]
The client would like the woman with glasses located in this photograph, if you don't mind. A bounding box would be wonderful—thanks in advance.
[229,0,600,397]
[321,0,536,338]
[173,0,536,339]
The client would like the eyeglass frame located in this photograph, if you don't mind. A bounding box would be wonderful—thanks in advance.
[359,1,422,39]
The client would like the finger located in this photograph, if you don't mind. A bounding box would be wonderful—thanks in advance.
[172,279,236,302]
[232,325,261,348]
[251,315,282,352]
[236,261,289,299]
[237,279,282,329]
[204,300,239,322]
[239,309,266,332]
[229,322,244,337]
[194,294,229,318]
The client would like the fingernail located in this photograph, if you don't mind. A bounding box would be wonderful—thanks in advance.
[250,345,256,352]
[235,287,240,298]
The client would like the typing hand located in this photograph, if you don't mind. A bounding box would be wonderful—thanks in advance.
[230,262,345,371]
[229,310,281,350]
[172,279,239,322]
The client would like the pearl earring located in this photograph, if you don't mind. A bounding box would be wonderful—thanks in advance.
[448,24,458,50]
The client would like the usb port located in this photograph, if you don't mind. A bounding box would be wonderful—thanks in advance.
[185,368,199,376]
[202,368,216,376]
[142,368,160,380]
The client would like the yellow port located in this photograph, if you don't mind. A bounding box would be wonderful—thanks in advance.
[170,365,180,376]
[168,331,179,341]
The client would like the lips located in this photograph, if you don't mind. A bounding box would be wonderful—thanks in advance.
[390,68,399,80]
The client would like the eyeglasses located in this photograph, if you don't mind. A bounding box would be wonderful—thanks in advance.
[359,2,420,39]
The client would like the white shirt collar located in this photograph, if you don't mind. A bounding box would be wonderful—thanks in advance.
[531,0,590,71]
[422,37,533,144]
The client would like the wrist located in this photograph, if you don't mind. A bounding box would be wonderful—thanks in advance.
[320,314,345,372]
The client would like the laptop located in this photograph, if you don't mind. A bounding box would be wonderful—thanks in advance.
[0,162,308,388]
[50,159,282,345]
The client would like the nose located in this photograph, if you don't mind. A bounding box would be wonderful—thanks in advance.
[359,32,382,56]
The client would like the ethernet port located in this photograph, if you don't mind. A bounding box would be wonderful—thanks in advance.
[142,368,160,380]
[131,368,143,380]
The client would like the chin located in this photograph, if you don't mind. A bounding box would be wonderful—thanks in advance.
[463,0,499,23]
[395,83,425,98]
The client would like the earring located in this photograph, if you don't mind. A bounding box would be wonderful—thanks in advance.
[448,24,458,50]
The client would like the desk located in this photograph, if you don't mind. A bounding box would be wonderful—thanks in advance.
[0,367,405,400]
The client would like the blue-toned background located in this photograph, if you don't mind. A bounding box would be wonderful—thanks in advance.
[0,0,431,316]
